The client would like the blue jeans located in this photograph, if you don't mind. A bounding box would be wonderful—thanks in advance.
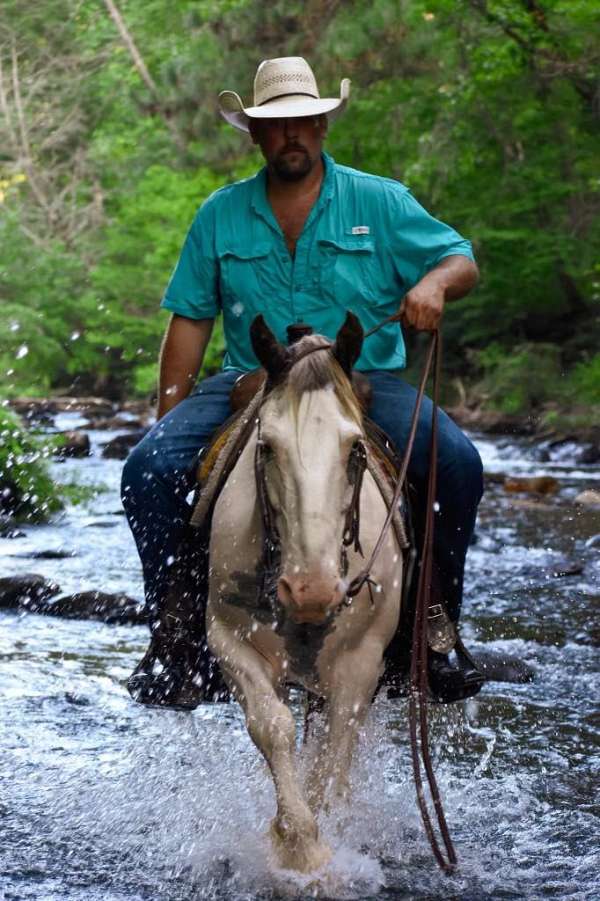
[121,370,483,624]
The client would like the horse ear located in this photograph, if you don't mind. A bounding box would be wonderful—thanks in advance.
[332,311,364,376]
[250,315,289,381]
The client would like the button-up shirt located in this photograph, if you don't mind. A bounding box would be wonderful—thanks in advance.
[161,152,474,372]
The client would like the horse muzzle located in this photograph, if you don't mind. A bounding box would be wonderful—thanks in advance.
[277,574,346,624]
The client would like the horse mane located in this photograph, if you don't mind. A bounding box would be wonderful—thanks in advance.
[275,334,364,428]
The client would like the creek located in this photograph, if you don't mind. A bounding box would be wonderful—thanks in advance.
[0,416,598,900]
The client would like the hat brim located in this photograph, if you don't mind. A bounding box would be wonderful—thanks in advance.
[219,79,350,133]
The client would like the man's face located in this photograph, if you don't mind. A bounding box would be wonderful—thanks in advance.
[249,115,327,182]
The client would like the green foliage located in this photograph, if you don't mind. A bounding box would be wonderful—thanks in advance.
[0,405,63,522]
[474,342,563,414]
[569,354,600,405]
[1,0,598,419]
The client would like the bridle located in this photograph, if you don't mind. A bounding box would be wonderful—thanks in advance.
[253,340,370,615]
[254,325,457,874]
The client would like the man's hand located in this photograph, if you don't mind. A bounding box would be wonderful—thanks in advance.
[398,280,445,332]
[393,254,479,332]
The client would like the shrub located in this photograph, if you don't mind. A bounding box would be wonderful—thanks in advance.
[0,405,63,522]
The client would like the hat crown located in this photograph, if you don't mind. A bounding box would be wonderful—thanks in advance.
[254,57,320,107]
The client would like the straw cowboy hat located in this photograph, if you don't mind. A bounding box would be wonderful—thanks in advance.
[219,57,350,133]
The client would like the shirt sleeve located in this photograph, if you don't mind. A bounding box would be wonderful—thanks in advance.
[160,196,220,320]
[387,186,475,292]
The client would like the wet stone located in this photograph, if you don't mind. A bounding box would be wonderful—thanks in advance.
[504,475,560,495]
[574,489,600,508]
[10,549,76,560]
[36,590,147,624]
[0,574,61,609]
[53,430,91,458]
[101,430,147,459]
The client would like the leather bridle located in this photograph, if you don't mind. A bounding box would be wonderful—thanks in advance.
[254,389,369,614]
[254,326,457,873]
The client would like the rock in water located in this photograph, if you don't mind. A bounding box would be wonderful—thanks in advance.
[472,649,535,684]
[504,476,559,495]
[38,590,146,624]
[574,490,600,509]
[53,431,91,458]
[101,430,147,460]
[0,574,61,609]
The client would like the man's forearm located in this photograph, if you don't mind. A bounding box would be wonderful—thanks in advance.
[157,315,214,420]
[398,254,479,331]
[421,254,479,301]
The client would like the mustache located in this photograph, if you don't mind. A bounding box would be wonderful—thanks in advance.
[278,144,309,155]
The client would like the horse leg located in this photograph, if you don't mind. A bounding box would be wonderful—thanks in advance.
[307,643,383,814]
[208,620,331,873]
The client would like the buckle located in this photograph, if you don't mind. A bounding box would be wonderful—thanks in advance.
[428,603,444,620]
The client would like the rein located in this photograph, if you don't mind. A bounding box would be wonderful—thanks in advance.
[254,320,457,872]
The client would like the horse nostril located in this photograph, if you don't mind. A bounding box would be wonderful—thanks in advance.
[277,577,294,605]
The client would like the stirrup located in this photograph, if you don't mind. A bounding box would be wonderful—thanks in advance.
[428,642,485,705]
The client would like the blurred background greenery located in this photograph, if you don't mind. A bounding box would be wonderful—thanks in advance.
[1,0,598,420]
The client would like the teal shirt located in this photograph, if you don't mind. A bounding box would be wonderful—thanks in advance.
[161,152,474,372]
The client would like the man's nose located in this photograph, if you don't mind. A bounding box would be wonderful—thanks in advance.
[283,117,299,139]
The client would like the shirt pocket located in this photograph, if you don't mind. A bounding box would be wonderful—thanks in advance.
[218,242,272,319]
[315,236,379,309]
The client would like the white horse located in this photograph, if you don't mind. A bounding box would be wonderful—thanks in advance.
[207,314,403,873]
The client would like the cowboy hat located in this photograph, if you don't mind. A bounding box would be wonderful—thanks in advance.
[219,57,350,133]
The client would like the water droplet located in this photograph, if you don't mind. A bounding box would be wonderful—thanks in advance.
[10,321,20,332]
[16,345,28,359]
[70,331,81,341]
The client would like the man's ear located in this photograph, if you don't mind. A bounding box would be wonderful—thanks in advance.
[319,114,328,138]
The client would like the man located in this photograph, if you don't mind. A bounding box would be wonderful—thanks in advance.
[122,57,484,709]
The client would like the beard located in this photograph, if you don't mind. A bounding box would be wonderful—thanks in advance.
[272,145,313,181]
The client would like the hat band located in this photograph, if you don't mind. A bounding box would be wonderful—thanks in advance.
[257,91,320,107]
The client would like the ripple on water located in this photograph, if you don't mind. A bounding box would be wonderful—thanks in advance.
[0,432,598,899]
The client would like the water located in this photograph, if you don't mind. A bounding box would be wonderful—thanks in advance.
[1,420,598,899]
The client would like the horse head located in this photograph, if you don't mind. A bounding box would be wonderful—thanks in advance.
[251,313,365,625]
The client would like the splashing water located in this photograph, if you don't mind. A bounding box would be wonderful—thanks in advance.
[0,424,598,899]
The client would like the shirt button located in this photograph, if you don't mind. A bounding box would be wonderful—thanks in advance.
[294,284,302,291]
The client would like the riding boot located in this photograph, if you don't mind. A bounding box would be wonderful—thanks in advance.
[426,568,484,704]
[127,528,229,710]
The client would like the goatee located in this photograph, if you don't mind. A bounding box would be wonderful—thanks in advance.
[273,148,312,182]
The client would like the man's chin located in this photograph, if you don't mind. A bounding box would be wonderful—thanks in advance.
[273,154,312,182]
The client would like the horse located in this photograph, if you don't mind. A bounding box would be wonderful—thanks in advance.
[206,312,403,873]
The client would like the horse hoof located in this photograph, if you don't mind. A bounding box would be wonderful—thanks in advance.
[269,820,332,873]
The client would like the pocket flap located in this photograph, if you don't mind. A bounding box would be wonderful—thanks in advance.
[219,243,271,261]
[317,236,375,253]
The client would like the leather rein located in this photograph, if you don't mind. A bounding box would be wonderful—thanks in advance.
[254,322,457,873]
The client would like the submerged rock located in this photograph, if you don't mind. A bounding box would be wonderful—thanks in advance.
[504,475,559,495]
[101,430,147,460]
[53,431,91,458]
[574,490,600,509]
[10,396,116,419]
[33,590,146,625]
[0,574,61,609]
[472,649,535,683]
[84,415,146,431]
